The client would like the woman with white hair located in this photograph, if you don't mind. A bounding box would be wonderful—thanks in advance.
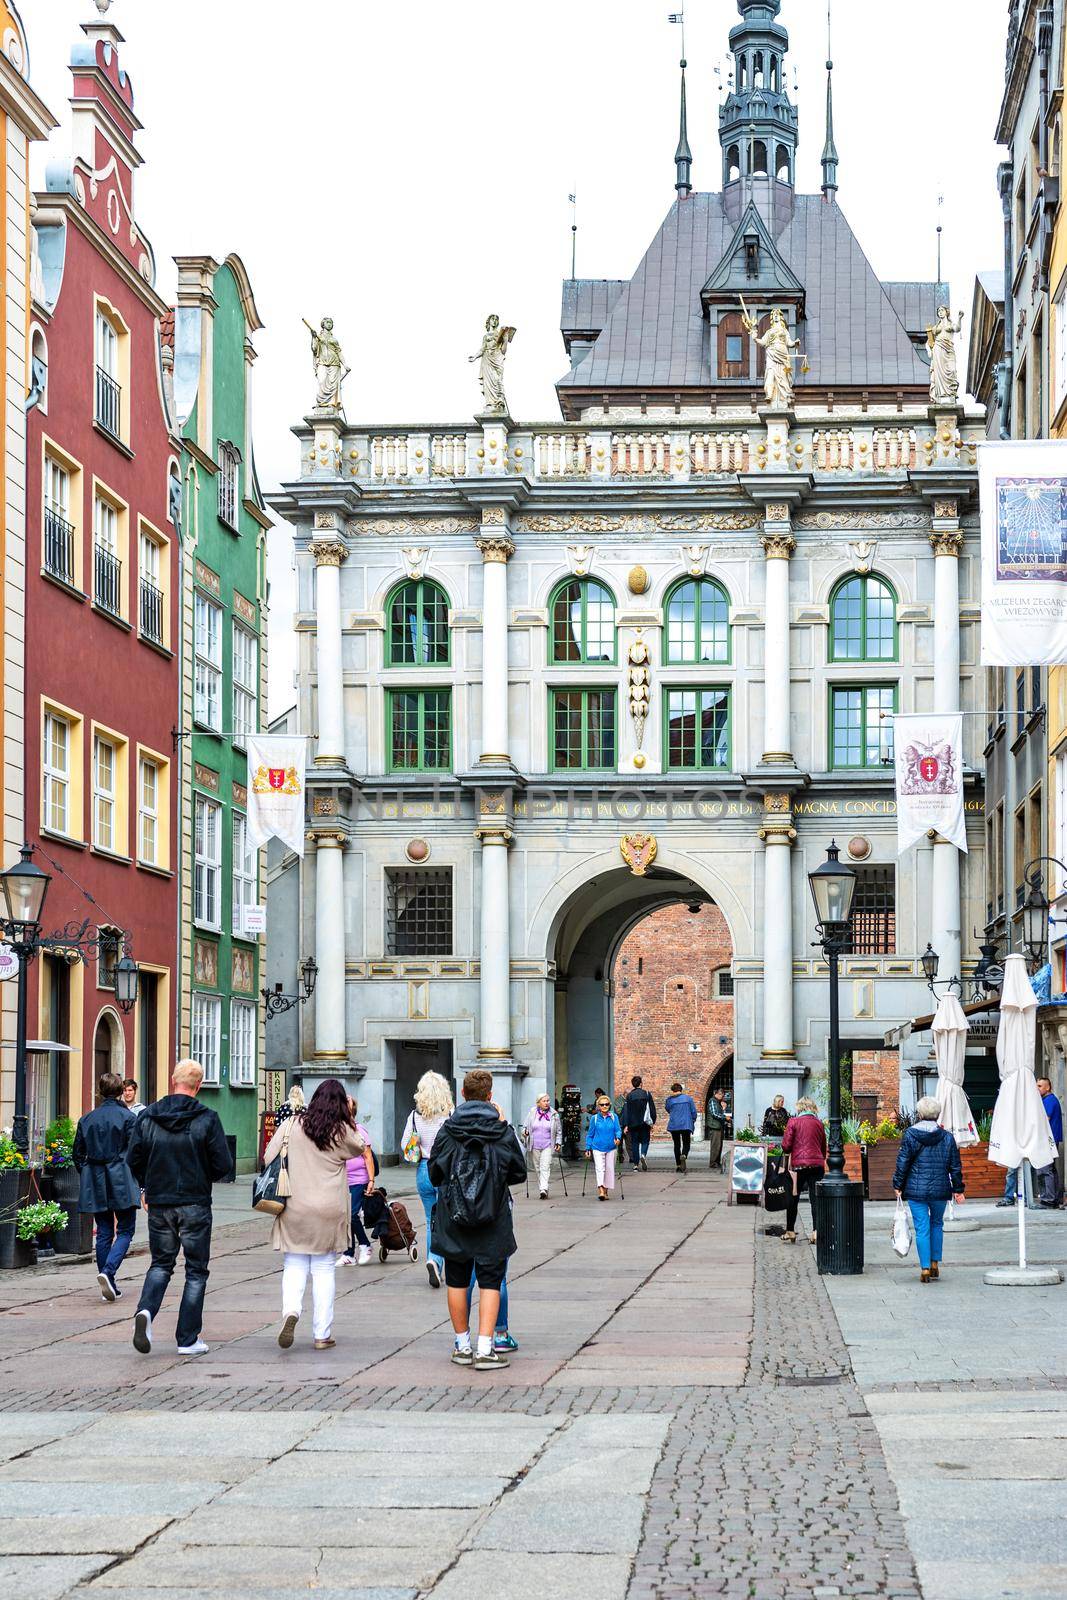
[400,1071,454,1289]
[781,1096,827,1243]
[893,1096,965,1283]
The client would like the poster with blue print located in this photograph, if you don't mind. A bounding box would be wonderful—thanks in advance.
[979,442,1067,666]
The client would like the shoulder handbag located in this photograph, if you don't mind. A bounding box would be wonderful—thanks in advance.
[253,1119,293,1216]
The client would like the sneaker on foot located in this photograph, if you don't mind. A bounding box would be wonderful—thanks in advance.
[451,1345,474,1366]
[540,1190,548,1199]
[357,1245,373,1265]
[97,1271,117,1303]
[995,1198,1015,1207]
[177,1339,209,1356]
[132,1310,152,1354]
[640,1156,648,1172]
[473,1348,510,1370]
[427,1259,442,1289]
[493,1332,518,1352]
[278,1313,299,1349]
[338,1253,356,1266]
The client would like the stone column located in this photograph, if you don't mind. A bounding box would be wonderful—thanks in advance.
[759,795,798,1071]
[475,510,515,765]
[930,503,965,987]
[474,799,518,1117]
[760,509,796,765]
[310,535,347,766]
[313,830,347,1060]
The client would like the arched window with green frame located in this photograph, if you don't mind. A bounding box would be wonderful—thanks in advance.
[550,577,616,664]
[664,577,731,664]
[386,578,450,667]
[829,574,898,662]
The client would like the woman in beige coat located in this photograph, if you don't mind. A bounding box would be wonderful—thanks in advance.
[262,1079,364,1351]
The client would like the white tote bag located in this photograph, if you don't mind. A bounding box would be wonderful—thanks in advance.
[643,1097,654,1126]
[891,1198,913,1259]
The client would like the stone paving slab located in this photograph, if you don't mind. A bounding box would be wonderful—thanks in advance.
[0,1557,112,1600]
[473,1489,648,1553]
[0,1518,173,1556]
[428,1551,633,1600]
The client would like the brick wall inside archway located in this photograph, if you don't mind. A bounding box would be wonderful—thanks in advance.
[613,903,734,1130]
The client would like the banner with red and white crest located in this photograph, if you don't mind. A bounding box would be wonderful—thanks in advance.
[893,714,967,855]
[246,735,308,858]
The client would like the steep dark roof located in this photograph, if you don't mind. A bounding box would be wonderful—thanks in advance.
[557,192,936,398]
[883,280,948,343]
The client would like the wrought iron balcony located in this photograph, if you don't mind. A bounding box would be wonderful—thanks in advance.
[95,366,121,439]
[94,542,122,617]
[139,575,164,644]
[44,507,75,586]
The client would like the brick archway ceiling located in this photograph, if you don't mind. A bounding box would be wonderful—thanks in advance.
[552,867,732,976]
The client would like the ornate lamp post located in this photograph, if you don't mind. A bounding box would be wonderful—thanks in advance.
[808,841,864,1275]
[261,956,318,1020]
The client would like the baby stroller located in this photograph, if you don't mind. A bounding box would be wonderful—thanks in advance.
[362,1187,419,1264]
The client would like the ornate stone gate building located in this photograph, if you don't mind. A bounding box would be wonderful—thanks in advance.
[269,0,986,1148]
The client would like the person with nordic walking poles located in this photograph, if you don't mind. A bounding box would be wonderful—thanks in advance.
[523,1094,562,1199]
[400,1071,453,1289]
[585,1095,622,1200]
[893,1095,965,1284]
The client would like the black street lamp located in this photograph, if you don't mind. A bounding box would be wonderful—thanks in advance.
[0,843,138,1157]
[262,955,318,1019]
[807,841,864,1276]
[1021,857,1067,967]
[920,943,940,989]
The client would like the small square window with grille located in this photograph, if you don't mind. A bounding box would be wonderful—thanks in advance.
[848,866,896,956]
[386,868,453,956]
[715,968,734,998]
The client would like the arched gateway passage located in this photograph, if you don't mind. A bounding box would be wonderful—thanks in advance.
[547,866,736,1119]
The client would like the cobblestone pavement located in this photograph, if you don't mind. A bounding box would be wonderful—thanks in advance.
[0,1162,950,1598]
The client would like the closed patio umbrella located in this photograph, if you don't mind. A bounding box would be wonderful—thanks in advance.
[932,991,977,1148]
[985,955,1061,1286]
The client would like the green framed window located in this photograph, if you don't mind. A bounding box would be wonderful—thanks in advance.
[387,688,452,771]
[829,575,897,662]
[550,688,616,770]
[664,687,731,771]
[386,579,450,666]
[550,578,616,664]
[829,684,897,769]
[664,579,731,664]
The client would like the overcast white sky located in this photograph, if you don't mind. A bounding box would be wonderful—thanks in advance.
[25,0,1007,714]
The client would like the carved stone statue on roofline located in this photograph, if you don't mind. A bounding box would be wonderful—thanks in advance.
[740,299,802,410]
[927,305,964,405]
[304,315,349,412]
[470,314,516,414]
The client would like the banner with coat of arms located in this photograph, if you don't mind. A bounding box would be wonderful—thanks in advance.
[246,735,308,858]
[979,440,1067,666]
[893,714,967,855]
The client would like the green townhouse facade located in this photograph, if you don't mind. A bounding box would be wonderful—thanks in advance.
[164,255,270,1169]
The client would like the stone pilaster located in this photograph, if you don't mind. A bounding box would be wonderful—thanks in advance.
[312,829,348,1061]
[310,530,347,766]
[474,788,519,1117]
[758,794,799,1077]
[759,504,797,768]
[475,507,516,767]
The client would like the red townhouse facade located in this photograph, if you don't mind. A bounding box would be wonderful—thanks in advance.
[25,12,179,1126]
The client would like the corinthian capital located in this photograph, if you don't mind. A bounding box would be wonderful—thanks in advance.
[310,538,348,568]
[929,529,964,558]
[475,533,516,564]
[760,531,797,561]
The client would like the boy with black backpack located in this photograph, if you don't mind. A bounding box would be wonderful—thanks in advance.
[427,1069,527,1371]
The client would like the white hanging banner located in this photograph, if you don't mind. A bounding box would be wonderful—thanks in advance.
[894,713,967,855]
[246,736,308,858]
[979,440,1067,666]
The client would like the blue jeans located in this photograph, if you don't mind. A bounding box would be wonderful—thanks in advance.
[343,1183,370,1256]
[94,1207,136,1280]
[416,1159,443,1272]
[628,1126,651,1166]
[467,1266,508,1332]
[907,1199,947,1270]
[137,1203,212,1348]
[1003,1168,1040,1206]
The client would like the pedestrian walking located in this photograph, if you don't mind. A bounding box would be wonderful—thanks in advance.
[665,1082,698,1171]
[1036,1078,1063,1207]
[706,1086,729,1169]
[72,1071,140,1302]
[522,1093,562,1197]
[265,1078,365,1351]
[120,1079,146,1116]
[781,1096,827,1243]
[585,1094,623,1198]
[340,1100,375,1265]
[893,1095,965,1283]
[426,1069,527,1371]
[275,1084,306,1126]
[761,1095,790,1138]
[400,1070,454,1289]
[621,1075,657,1171]
[126,1061,233,1356]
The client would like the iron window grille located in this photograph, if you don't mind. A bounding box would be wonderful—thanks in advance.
[715,968,735,998]
[44,507,75,586]
[386,868,453,956]
[848,866,896,956]
[95,367,121,439]
[139,575,164,644]
[94,543,122,617]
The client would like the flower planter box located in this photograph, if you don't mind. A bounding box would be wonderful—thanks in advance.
[959,1142,1005,1200]
[843,1143,865,1190]
[865,1139,902,1200]
[49,1166,92,1255]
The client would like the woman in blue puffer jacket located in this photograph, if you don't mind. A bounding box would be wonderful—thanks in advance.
[893,1096,965,1283]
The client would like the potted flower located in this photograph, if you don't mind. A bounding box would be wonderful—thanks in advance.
[841,1117,866,1191]
[0,1133,29,1270]
[862,1116,902,1200]
[16,1198,68,1261]
[42,1125,92,1254]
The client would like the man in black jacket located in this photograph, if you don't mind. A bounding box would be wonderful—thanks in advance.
[73,1071,139,1302]
[126,1060,233,1356]
[622,1075,657,1172]
[427,1070,527,1372]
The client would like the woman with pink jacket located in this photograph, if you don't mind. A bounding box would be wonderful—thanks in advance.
[780,1098,827,1244]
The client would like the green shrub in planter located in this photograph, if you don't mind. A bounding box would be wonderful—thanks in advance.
[16,1200,67,1242]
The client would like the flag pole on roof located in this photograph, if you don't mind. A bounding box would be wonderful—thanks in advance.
[821,4,839,199]
[669,11,692,198]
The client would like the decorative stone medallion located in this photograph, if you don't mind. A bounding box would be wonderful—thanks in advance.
[628,565,650,595]
[620,833,658,877]
[847,836,872,861]
[406,839,431,862]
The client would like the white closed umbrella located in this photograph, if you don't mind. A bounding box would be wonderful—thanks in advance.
[932,991,977,1148]
[985,954,1060,1285]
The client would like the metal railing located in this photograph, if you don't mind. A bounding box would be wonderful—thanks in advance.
[95,367,121,439]
[44,507,75,586]
[94,543,122,617]
[139,574,164,643]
